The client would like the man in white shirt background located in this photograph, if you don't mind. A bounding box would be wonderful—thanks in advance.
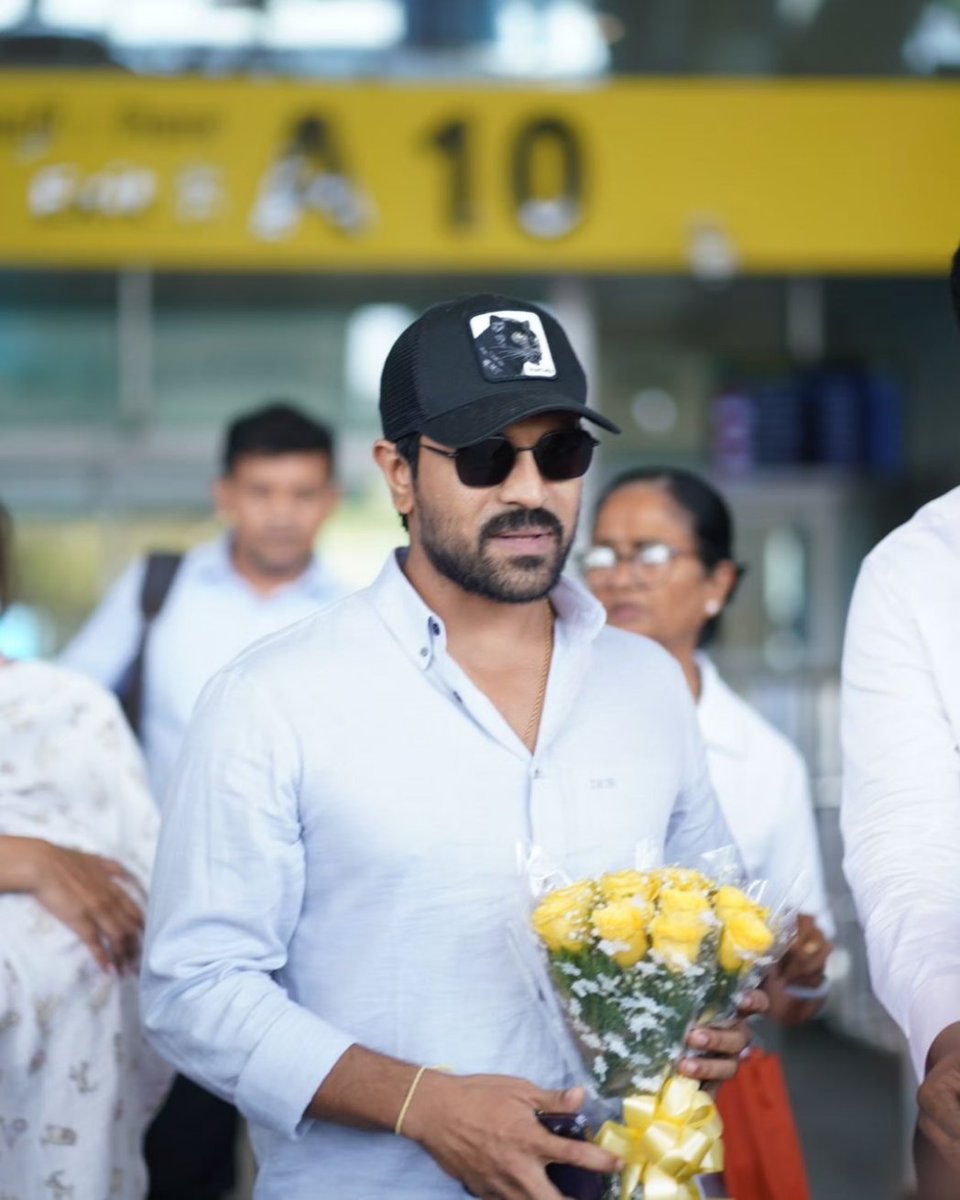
[63,399,343,1200]
[841,244,960,1199]
[142,293,764,1200]
[62,400,344,803]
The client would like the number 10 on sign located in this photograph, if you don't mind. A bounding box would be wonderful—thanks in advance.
[427,116,584,240]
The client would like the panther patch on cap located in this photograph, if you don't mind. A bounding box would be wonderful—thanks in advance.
[468,310,558,383]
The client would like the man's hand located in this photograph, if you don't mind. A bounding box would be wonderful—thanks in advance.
[309,988,768,1200]
[765,913,832,1026]
[404,1072,621,1200]
[18,837,144,973]
[779,914,832,986]
[917,1022,960,1197]
[677,987,768,1088]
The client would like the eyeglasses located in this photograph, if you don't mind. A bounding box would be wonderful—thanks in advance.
[420,428,598,489]
[579,542,700,576]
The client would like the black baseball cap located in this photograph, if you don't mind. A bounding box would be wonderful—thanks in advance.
[379,293,620,448]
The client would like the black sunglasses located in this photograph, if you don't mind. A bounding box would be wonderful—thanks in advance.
[421,428,598,488]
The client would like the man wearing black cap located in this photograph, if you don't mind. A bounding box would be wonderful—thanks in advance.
[142,295,760,1200]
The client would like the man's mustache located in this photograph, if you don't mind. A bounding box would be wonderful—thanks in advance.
[481,508,564,543]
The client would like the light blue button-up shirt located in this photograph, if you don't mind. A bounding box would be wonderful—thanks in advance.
[60,537,344,800]
[141,550,734,1200]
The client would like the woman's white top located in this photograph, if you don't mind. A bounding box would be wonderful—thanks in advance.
[697,654,834,936]
[0,661,171,1199]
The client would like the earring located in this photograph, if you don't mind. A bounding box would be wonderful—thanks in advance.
[705,599,721,616]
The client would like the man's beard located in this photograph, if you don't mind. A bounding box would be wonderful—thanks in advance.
[417,501,575,603]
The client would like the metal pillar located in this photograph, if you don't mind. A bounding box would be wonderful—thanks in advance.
[117,267,154,428]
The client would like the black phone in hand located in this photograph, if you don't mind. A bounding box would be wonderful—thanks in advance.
[538,1112,606,1200]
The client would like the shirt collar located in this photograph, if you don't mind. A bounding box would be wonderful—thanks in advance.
[367,548,608,671]
[191,537,235,580]
[696,653,749,758]
[193,536,339,600]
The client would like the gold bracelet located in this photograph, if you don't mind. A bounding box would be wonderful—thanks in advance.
[394,1065,428,1137]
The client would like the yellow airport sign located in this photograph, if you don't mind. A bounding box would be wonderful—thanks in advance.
[0,73,956,273]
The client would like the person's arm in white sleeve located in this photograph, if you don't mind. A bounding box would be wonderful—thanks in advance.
[841,552,960,1081]
[60,559,145,689]
[140,665,356,1138]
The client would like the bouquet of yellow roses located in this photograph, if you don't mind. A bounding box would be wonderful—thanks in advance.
[524,851,793,1199]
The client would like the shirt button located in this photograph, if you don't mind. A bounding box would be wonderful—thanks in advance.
[429,619,440,636]
[419,647,429,658]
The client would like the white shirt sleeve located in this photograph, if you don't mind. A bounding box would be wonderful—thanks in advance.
[59,559,145,689]
[841,553,960,1079]
[140,665,355,1138]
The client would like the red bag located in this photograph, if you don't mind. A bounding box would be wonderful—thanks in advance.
[715,1048,811,1200]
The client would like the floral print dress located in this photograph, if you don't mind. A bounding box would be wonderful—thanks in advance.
[0,662,171,1199]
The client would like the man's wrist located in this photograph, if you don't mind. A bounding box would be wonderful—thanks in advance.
[784,978,830,1001]
[305,1044,436,1135]
[399,1067,452,1145]
[394,1065,429,1137]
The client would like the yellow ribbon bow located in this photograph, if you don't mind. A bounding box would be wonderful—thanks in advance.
[595,1076,725,1199]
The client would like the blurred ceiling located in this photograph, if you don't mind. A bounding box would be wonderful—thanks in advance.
[0,0,956,76]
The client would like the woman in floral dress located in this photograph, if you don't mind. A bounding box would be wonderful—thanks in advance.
[0,505,171,1198]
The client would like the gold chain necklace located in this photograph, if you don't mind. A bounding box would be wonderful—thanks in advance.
[523,604,554,751]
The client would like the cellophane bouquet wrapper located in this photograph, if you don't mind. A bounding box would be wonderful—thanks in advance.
[518,845,795,1200]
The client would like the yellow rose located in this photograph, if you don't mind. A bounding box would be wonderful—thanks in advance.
[532,883,595,954]
[592,899,652,967]
[713,885,755,915]
[654,867,710,895]
[713,884,752,909]
[650,912,708,970]
[714,886,770,926]
[599,870,657,904]
[658,887,711,916]
[719,909,776,974]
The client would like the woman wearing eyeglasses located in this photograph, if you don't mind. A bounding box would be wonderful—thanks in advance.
[583,467,834,1200]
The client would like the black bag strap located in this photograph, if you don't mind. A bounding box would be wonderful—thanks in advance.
[120,551,183,737]
[140,552,182,621]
